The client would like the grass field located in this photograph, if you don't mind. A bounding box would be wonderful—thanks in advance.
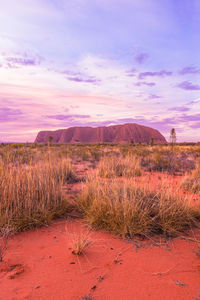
[0,142,200,236]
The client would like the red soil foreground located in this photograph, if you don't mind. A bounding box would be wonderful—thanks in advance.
[1,219,200,300]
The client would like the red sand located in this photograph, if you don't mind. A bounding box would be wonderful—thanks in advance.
[1,219,200,300]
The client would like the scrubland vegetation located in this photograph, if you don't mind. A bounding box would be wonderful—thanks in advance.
[0,147,76,230]
[97,154,141,178]
[181,159,200,194]
[77,176,198,237]
[66,222,92,255]
[0,142,200,237]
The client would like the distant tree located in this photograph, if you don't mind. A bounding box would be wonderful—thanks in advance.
[48,136,53,146]
[150,137,154,146]
[170,128,176,146]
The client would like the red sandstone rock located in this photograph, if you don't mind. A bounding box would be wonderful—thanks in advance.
[35,123,166,144]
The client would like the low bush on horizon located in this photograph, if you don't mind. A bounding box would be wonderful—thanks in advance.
[77,176,199,237]
[97,154,142,178]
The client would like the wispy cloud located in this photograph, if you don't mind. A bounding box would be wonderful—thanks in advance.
[3,53,43,69]
[190,122,200,129]
[187,99,200,105]
[179,66,200,75]
[135,81,155,87]
[148,94,161,99]
[46,114,90,120]
[179,113,200,122]
[138,70,172,80]
[67,77,100,84]
[176,81,200,91]
[168,106,190,112]
[0,107,23,121]
[135,53,149,64]
[126,68,137,77]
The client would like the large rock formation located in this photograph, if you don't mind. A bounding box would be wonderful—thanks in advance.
[35,123,166,144]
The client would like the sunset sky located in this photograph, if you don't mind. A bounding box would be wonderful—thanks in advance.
[0,0,200,142]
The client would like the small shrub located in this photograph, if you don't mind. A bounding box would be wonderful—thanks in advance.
[0,159,71,231]
[181,159,200,193]
[0,226,13,262]
[97,155,142,178]
[66,223,91,255]
[51,158,78,184]
[77,177,198,237]
[141,151,195,173]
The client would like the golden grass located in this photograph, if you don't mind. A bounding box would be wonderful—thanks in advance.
[0,154,76,231]
[181,159,200,194]
[97,154,142,178]
[77,176,199,237]
[0,226,13,261]
[66,223,91,255]
[1,143,200,236]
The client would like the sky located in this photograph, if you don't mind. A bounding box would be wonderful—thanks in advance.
[0,0,200,142]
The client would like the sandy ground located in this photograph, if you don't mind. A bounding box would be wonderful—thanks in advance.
[1,219,200,300]
[1,164,200,300]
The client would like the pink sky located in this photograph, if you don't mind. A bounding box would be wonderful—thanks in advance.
[0,0,200,142]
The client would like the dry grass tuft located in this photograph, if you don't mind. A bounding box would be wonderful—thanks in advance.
[66,222,91,255]
[77,176,198,237]
[141,151,195,174]
[0,226,13,261]
[0,155,75,231]
[97,154,142,178]
[181,159,200,194]
[1,143,200,236]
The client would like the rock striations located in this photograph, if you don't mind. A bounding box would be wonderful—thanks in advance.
[35,123,166,144]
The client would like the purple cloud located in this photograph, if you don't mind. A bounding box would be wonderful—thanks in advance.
[0,107,23,121]
[179,113,200,122]
[46,114,90,120]
[7,58,36,66]
[138,70,172,80]
[148,94,161,99]
[126,68,137,77]
[189,122,200,129]
[186,99,200,105]
[176,81,200,90]
[53,68,101,84]
[6,54,43,68]
[128,68,136,73]
[135,81,155,87]
[52,68,82,76]
[168,106,190,112]
[67,77,100,84]
[135,53,149,64]
[179,66,200,75]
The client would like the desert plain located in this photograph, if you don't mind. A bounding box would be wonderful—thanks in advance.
[1,141,200,300]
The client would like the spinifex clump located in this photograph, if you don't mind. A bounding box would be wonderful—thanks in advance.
[97,154,142,178]
[0,152,75,231]
[77,176,198,237]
